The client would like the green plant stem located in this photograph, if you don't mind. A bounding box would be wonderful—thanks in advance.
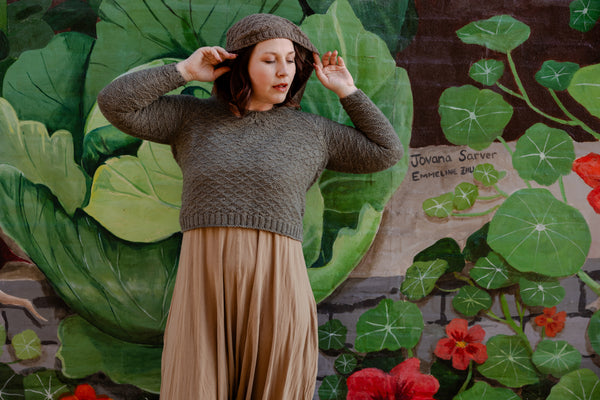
[549,89,600,140]
[559,176,567,203]
[500,294,533,355]
[458,361,473,394]
[577,270,600,297]
[477,194,504,201]
[505,51,571,125]
[493,183,509,198]
[496,82,525,100]
[485,310,503,322]
[451,204,500,217]
[407,348,414,358]
[497,136,513,156]
[436,285,461,293]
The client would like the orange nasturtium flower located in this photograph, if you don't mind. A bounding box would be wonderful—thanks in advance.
[534,306,566,337]
[573,153,600,213]
[434,318,488,370]
[59,384,113,400]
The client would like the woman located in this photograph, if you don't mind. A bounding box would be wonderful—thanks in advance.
[97,13,402,400]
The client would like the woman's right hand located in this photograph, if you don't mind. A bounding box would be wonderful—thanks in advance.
[176,46,237,82]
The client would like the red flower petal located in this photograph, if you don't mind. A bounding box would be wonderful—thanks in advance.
[346,368,393,400]
[573,153,600,188]
[434,337,456,360]
[390,358,439,400]
[445,319,468,341]
[465,324,485,343]
[534,314,548,327]
[588,187,600,213]
[544,306,557,317]
[466,342,488,364]
[74,384,97,400]
[450,347,471,370]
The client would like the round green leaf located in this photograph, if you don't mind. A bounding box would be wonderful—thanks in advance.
[535,61,580,91]
[413,237,465,273]
[12,329,41,360]
[473,163,505,186]
[439,85,513,151]
[423,192,454,218]
[488,188,591,277]
[0,363,24,397]
[400,259,448,301]
[568,64,600,119]
[463,222,492,263]
[547,368,600,400]
[319,319,348,351]
[469,59,505,86]
[453,182,479,211]
[470,251,515,289]
[532,339,581,377]
[478,335,539,388]
[569,0,600,32]
[454,381,520,400]
[318,375,347,400]
[355,299,423,353]
[456,15,531,53]
[512,123,575,186]
[335,353,358,375]
[588,310,600,355]
[519,276,565,307]
[452,285,492,316]
[23,370,69,400]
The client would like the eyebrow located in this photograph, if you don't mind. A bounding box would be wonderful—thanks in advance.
[262,51,296,56]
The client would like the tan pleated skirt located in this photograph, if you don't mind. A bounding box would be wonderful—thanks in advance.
[160,227,318,400]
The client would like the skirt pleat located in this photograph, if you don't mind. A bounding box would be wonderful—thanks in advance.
[160,227,318,400]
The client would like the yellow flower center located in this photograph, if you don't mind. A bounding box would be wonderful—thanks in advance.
[547,317,554,323]
[456,341,467,348]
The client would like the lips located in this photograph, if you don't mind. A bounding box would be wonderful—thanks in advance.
[273,83,289,92]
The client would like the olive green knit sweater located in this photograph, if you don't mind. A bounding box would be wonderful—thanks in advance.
[97,63,403,241]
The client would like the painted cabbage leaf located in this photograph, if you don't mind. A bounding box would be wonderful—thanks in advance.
[456,15,531,54]
[569,0,600,32]
[519,276,565,307]
[84,141,182,243]
[469,251,515,289]
[0,165,180,344]
[469,59,505,86]
[454,381,519,400]
[84,0,304,113]
[532,340,581,377]
[452,285,492,316]
[0,98,86,216]
[546,368,600,400]
[512,123,575,186]
[318,319,347,350]
[568,63,600,119]
[488,188,591,277]
[57,315,162,394]
[439,85,513,151]
[3,32,94,157]
[400,259,448,301]
[478,335,539,387]
[535,61,580,91]
[355,299,423,353]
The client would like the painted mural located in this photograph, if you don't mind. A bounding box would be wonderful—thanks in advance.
[0,0,598,399]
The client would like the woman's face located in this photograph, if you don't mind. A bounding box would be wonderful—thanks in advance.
[247,38,296,111]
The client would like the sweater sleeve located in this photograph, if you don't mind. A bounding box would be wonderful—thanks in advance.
[322,89,404,173]
[96,63,193,144]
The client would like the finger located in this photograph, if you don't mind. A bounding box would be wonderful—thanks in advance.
[337,55,346,68]
[331,50,339,65]
[322,51,332,67]
[215,46,237,60]
[213,66,231,79]
[313,52,322,69]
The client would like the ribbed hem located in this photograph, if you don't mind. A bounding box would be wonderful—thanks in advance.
[180,213,304,242]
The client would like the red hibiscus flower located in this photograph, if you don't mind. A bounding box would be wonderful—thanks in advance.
[534,306,566,337]
[59,384,113,400]
[434,318,487,370]
[346,357,439,400]
[573,153,600,213]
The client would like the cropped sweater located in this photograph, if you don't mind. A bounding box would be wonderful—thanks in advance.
[96,63,403,241]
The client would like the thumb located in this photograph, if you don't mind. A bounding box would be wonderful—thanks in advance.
[213,66,231,80]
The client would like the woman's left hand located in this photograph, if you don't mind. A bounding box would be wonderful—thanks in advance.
[313,51,358,98]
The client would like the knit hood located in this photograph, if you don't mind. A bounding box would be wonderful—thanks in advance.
[226,13,318,104]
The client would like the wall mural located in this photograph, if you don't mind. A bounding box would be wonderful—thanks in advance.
[0,0,598,399]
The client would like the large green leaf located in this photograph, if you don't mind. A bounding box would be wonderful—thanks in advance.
[400,259,448,301]
[3,32,94,158]
[0,363,24,398]
[413,237,465,273]
[569,0,600,32]
[469,251,515,289]
[546,369,600,400]
[456,15,531,54]
[488,188,591,277]
[83,0,304,113]
[535,61,580,91]
[478,335,539,388]
[6,0,54,58]
[355,299,423,353]
[23,370,70,400]
[452,285,492,316]
[439,85,513,151]
[589,310,600,355]
[532,339,581,378]
[454,381,520,400]
[0,98,86,216]
[512,123,575,186]
[568,63,600,119]
[0,165,180,344]
[519,276,565,307]
[57,315,162,394]
[84,141,182,243]
[302,183,324,268]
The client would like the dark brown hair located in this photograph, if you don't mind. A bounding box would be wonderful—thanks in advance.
[213,42,314,117]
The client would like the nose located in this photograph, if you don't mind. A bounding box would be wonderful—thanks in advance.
[276,61,289,76]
